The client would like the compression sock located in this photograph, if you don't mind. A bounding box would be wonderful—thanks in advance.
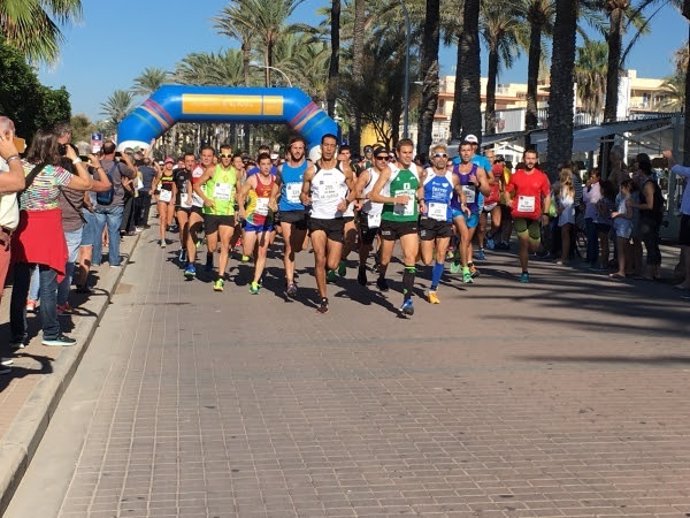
[402,265,416,301]
[378,263,389,279]
[431,261,444,290]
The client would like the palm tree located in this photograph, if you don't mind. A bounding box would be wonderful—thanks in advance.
[682,0,690,164]
[132,67,168,97]
[0,0,82,64]
[100,90,134,129]
[480,1,523,135]
[327,0,341,117]
[545,0,578,178]
[456,0,482,140]
[575,39,607,119]
[417,0,441,155]
[522,0,554,132]
[350,0,366,152]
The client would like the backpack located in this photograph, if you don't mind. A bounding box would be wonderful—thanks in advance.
[96,162,119,206]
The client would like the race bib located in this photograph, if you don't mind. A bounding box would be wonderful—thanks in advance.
[427,202,447,221]
[320,184,340,202]
[159,189,172,203]
[286,182,302,203]
[462,185,476,204]
[393,190,415,216]
[214,183,233,202]
[180,192,192,208]
[517,195,536,213]
[192,192,204,207]
[256,197,270,216]
[367,212,381,228]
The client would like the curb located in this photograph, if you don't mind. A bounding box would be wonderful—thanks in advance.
[0,231,144,515]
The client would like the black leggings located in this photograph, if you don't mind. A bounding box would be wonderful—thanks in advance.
[639,217,661,266]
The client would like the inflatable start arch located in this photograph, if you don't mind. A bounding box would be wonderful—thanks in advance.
[117,85,339,153]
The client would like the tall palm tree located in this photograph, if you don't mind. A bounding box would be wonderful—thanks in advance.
[100,90,134,129]
[545,0,578,178]
[417,0,441,155]
[0,0,82,64]
[327,0,341,117]
[682,0,690,164]
[575,39,607,119]
[213,2,255,88]
[174,50,246,86]
[480,1,523,135]
[350,0,366,152]
[522,0,554,132]
[456,0,482,140]
[132,67,168,97]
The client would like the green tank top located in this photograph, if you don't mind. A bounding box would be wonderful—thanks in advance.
[381,166,419,222]
[203,165,237,216]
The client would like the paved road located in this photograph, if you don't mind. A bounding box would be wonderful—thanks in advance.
[6,226,690,518]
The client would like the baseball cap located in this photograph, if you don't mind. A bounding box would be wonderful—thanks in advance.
[164,156,174,164]
[270,152,279,160]
[464,134,479,144]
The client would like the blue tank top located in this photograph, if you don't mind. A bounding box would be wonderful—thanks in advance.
[452,163,480,213]
[278,161,307,212]
[423,170,454,223]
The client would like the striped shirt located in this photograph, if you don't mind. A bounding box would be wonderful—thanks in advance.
[19,162,73,211]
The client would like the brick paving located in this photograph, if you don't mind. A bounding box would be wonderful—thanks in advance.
[15,228,690,517]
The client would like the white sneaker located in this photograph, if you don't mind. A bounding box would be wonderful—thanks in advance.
[1,357,14,366]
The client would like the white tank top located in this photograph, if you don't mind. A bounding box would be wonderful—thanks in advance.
[310,161,348,219]
[361,168,383,216]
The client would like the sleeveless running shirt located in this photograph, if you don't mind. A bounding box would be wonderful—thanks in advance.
[159,173,175,204]
[203,165,237,216]
[310,161,348,219]
[381,163,420,223]
[361,167,384,228]
[452,163,479,213]
[245,175,275,226]
[423,169,454,223]
[279,161,307,212]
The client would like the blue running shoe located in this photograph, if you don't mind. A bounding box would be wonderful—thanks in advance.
[475,248,486,261]
[399,299,414,316]
[184,263,196,279]
[520,271,530,283]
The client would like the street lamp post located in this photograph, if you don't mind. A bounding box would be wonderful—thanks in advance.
[249,63,293,87]
[401,0,410,139]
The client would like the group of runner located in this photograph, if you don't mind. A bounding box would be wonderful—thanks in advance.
[149,134,553,315]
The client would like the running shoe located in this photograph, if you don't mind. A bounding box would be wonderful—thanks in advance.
[241,254,251,263]
[427,291,440,304]
[213,278,225,292]
[337,260,347,277]
[160,240,167,248]
[376,277,389,292]
[357,267,367,286]
[450,260,461,274]
[178,249,187,263]
[474,248,486,261]
[520,271,530,283]
[485,237,495,250]
[286,282,298,298]
[1,357,14,366]
[25,299,38,313]
[462,267,474,284]
[10,338,26,350]
[317,297,329,314]
[184,263,197,279]
[326,269,337,283]
[469,264,480,278]
[42,334,77,347]
[399,298,414,316]
[249,281,261,294]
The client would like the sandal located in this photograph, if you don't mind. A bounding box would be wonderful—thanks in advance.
[609,273,626,280]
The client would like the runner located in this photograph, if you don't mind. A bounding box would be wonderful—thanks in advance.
[419,143,455,304]
[334,144,357,280]
[238,152,277,294]
[194,144,242,292]
[354,145,387,286]
[300,133,356,314]
[369,138,423,316]
[173,153,194,266]
[152,157,176,248]
[184,146,213,278]
[477,154,503,257]
[451,141,491,284]
[504,149,551,283]
[274,136,309,298]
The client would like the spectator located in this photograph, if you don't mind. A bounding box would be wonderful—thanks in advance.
[633,159,663,280]
[583,168,602,267]
[10,129,92,348]
[595,180,616,271]
[135,153,158,229]
[92,141,136,267]
[556,165,576,265]
[662,149,690,290]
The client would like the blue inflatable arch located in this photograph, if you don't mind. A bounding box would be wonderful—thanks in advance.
[117,85,339,153]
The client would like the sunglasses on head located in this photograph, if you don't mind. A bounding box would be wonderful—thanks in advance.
[219,153,232,159]
[434,153,448,158]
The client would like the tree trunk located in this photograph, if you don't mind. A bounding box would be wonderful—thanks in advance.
[685,20,690,165]
[417,0,440,157]
[264,44,271,87]
[458,0,482,140]
[484,45,499,135]
[525,22,543,134]
[545,0,577,180]
[327,0,341,118]
[603,6,624,123]
[350,0,365,153]
[449,36,463,140]
[391,90,402,147]
[243,41,251,152]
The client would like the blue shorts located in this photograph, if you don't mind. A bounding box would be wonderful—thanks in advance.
[452,210,479,229]
[244,221,274,233]
[80,210,100,247]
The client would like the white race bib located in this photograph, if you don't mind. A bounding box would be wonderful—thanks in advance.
[462,185,476,204]
[393,190,415,216]
[517,195,536,213]
[159,189,172,203]
[427,202,448,221]
[214,183,232,202]
[192,192,204,207]
[286,182,302,203]
[256,197,270,216]
[367,212,381,228]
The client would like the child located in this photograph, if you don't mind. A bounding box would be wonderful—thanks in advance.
[556,166,576,265]
[595,180,616,270]
[609,179,634,279]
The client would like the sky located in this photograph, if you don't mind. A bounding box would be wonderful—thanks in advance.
[38,0,689,122]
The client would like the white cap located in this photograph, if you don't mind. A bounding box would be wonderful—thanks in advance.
[464,134,479,144]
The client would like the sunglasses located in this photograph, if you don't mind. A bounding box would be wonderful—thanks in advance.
[375,155,388,160]
[434,153,448,158]
[219,153,232,159]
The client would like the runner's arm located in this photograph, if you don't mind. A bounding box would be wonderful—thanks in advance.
[369,166,401,204]
[193,170,215,207]
[300,164,314,205]
[237,176,256,219]
[476,167,490,196]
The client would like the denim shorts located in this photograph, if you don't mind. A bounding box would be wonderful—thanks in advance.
[80,210,100,247]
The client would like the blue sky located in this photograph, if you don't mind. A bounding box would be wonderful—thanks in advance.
[38,0,688,121]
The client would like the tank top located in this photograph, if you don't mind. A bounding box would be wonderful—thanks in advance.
[245,174,275,226]
[203,165,237,216]
[423,169,454,223]
[310,161,347,220]
[278,161,307,212]
[452,163,479,213]
[159,173,174,203]
[361,168,383,228]
[381,164,420,223]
